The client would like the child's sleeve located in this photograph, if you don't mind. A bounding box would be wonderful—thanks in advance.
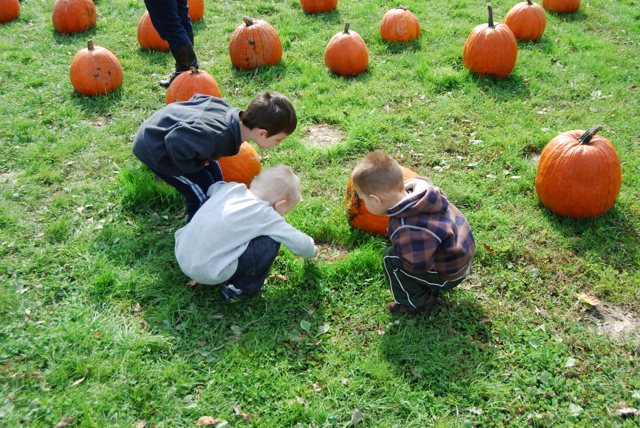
[260,213,316,259]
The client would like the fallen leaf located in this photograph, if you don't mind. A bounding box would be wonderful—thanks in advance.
[312,382,323,392]
[140,320,151,329]
[568,237,581,242]
[230,325,242,335]
[475,200,482,210]
[196,416,218,426]
[231,405,252,421]
[296,396,305,405]
[135,420,147,428]
[468,407,484,415]
[197,339,207,347]
[375,329,385,335]
[482,243,495,256]
[71,371,87,387]
[350,409,364,426]
[174,209,185,220]
[268,274,289,282]
[185,280,200,286]
[55,417,73,428]
[133,303,142,316]
[569,403,583,416]
[411,369,421,378]
[615,407,639,418]
[93,331,102,338]
[342,379,350,386]
[577,293,601,307]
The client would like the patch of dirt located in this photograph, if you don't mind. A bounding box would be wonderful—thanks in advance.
[303,125,345,148]
[529,153,541,165]
[589,305,640,341]
[316,243,350,262]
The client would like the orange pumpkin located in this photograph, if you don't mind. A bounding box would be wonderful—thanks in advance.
[188,0,204,22]
[70,40,124,96]
[218,142,262,187]
[542,0,580,13]
[300,0,337,14]
[380,6,421,42]
[345,166,419,236]
[137,11,170,52]
[0,0,20,23]
[535,125,622,219]
[229,16,282,70]
[52,0,96,34]
[325,23,369,76]
[165,67,221,105]
[504,0,546,42]
[463,5,518,79]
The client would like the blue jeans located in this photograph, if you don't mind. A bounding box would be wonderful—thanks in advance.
[151,162,223,223]
[143,0,193,50]
[227,236,281,297]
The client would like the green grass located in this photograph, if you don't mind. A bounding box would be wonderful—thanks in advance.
[1,0,640,426]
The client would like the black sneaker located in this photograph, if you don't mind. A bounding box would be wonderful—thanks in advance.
[220,284,248,303]
[386,293,438,316]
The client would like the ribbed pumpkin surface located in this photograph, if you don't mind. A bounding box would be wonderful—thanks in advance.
[380,6,421,42]
[325,23,369,76]
[542,0,580,13]
[52,0,96,34]
[218,142,262,187]
[0,0,20,23]
[504,0,546,42]
[229,17,282,70]
[137,11,170,52]
[300,0,337,14]
[70,40,123,96]
[165,67,221,105]
[188,0,204,22]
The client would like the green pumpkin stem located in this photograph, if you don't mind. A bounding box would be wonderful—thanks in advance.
[243,16,254,26]
[487,5,494,29]
[87,40,95,51]
[578,125,604,145]
[190,66,199,75]
[344,23,350,33]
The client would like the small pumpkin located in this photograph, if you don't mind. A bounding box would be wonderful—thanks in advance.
[504,0,546,42]
[535,125,622,219]
[542,0,580,13]
[165,66,221,105]
[188,0,204,22]
[325,23,369,76]
[380,6,421,43]
[345,166,419,236]
[137,11,170,52]
[52,0,96,34]
[463,5,518,79]
[70,40,124,96]
[300,0,337,14]
[229,16,282,70]
[218,142,262,187]
[0,0,20,23]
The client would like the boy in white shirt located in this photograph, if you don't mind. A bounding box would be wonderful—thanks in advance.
[174,165,318,302]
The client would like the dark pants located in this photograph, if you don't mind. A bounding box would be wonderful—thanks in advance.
[143,0,193,50]
[227,236,281,297]
[151,162,223,223]
[383,246,468,308]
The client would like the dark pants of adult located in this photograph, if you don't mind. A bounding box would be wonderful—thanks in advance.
[382,246,468,309]
[151,162,223,223]
[227,236,281,297]
[143,0,192,50]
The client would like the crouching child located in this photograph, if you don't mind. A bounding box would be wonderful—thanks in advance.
[174,165,318,302]
[351,152,476,316]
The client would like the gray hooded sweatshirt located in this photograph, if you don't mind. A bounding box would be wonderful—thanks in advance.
[174,181,316,285]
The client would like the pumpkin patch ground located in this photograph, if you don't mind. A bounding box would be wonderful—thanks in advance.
[1,0,639,426]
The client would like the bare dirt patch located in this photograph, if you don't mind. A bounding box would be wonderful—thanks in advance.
[589,305,640,341]
[316,243,350,262]
[303,125,345,148]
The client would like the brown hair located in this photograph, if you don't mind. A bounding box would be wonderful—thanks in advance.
[351,152,404,196]
[240,91,297,137]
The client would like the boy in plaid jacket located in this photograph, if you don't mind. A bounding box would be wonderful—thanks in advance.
[351,152,475,315]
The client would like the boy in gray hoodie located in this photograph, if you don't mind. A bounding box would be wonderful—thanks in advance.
[174,165,317,302]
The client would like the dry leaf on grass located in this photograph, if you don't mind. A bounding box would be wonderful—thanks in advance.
[342,378,350,386]
[71,370,87,387]
[350,409,364,426]
[312,382,323,392]
[196,339,207,347]
[577,293,601,307]
[615,407,639,418]
[195,416,218,426]
[134,420,147,428]
[185,280,200,286]
[231,405,252,422]
[55,417,74,428]
[268,274,289,282]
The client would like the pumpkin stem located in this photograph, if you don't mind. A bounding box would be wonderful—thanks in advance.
[527,0,533,4]
[487,4,495,28]
[87,40,95,51]
[578,125,604,145]
[190,66,199,75]
[243,16,254,26]
[344,23,350,34]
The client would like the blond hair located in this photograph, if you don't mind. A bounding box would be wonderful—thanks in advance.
[250,165,302,208]
[351,152,404,196]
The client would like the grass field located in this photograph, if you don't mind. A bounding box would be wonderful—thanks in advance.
[1,0,640,426]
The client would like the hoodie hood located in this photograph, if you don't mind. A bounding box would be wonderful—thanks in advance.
[388,177,449,218]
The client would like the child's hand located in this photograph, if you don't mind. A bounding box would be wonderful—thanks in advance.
[204,161,210,166]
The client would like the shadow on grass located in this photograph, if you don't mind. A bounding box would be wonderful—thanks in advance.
[468,72,531,101]
[384,38,423,54]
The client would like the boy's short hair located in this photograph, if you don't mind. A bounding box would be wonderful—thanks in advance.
[251,165,302,208]
[351,152,404,196]
[241,91,297,137]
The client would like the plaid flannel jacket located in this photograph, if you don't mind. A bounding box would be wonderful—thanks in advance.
[388,177,475,279]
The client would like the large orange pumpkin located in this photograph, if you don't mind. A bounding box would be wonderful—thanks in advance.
[542,0,580,13]
[218,142,262,187]
[463,5,518,79]
[504,0,546,42]
[137,11,170,52]
[325,23,369,76]
[300,0,337,14]
[165,67,221,105]
[229,16,282,70]
[188,0,204,22]
[380,6,421,43]
[52,0,96,34]
[70,40,124,96]
[0,0,20,23]
[535,125,622,219]
[345,166,419,236]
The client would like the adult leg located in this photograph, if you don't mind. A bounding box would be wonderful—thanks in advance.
[150,167,217,222]
[221,236,281,302]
